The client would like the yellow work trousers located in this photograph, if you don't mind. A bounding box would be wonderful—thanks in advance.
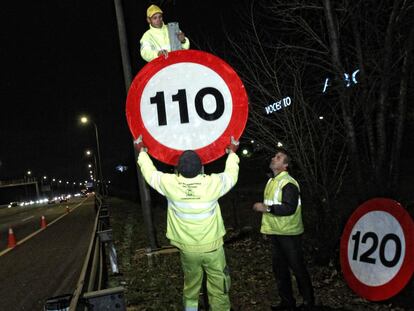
[180,246,231,311]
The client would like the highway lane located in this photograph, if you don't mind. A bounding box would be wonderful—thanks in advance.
[0,197,85,250]
[0,195,96,310]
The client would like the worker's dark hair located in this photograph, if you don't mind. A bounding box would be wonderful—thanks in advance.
[177,150,202,178]
[275,147,292,169]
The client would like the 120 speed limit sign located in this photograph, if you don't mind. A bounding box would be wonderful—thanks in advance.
[126,50,248,165]
[340,198,414,301]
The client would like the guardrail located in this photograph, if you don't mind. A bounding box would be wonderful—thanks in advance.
[0,177,37,185]
[44,194,126,311]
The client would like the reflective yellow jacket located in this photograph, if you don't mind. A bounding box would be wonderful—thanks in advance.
[140,24,190,62]
[260,171,304,235]
[138,151,239,252]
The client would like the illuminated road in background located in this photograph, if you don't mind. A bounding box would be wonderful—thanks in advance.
[0,196,96,310]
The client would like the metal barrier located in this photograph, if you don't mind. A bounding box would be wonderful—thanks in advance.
[44,194,125,311]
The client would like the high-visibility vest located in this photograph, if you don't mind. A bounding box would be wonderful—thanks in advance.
[138,152,239,252]
[140,24,190,62]
[260,171,304,235]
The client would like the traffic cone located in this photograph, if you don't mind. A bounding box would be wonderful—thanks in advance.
[41,215,47,229]
[8,227,16,248]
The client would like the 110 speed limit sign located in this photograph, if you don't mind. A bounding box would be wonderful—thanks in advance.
[340,198,414,301]
[126,50,248,165]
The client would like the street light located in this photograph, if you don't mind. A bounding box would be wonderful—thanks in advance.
[85,149,98,183]
[80,116,104,194]
[25,170,32,182]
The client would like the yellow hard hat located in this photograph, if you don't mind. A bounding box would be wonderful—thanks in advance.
[147,4,163,18]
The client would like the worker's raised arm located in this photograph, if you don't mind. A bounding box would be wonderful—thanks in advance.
[135,136,165,196]
[211,136,240,197]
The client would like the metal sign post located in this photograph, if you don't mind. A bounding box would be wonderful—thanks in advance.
[167,22,182,51]
[114,0,158,250]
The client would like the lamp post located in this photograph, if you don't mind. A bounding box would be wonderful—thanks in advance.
[24,170,32,183]
[85,149,98,190]
[112,3,158,249]
[51,178,56,196]
[24,170,31,199]
[41,176,48,197]
[80,116,104,195]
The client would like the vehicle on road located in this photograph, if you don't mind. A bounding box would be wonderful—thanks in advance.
[48,197,56,204]
[48,195,69,204]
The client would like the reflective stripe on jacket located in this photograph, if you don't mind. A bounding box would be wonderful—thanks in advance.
[138,152,239,252]
[260,171,304,235]
[140,24,190,62]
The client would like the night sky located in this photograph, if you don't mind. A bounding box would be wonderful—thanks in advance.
[0,1,237,189]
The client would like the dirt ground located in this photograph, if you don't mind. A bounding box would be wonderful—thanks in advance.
[107,195,414,311]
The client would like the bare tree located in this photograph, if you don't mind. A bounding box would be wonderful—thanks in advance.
[323,0,414,196]
[194,0,414,260]
[196,2,351,259]
[205,0,413,199]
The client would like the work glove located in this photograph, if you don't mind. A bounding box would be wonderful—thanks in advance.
[226,136,239,153]
[177,31,186,43]
[158,49,168,59]
[133,135,147,152]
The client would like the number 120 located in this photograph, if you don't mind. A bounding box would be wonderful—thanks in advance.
[351,230,401,267]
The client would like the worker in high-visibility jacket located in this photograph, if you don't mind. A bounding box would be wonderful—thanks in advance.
[253,148,314,311]
[140,4,190,62]
[134,135,239,311]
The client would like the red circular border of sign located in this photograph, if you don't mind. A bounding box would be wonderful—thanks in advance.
[126,50,249,165]
[340,198,414,301]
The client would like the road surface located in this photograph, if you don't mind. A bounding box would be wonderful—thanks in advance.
[0,196,96,310]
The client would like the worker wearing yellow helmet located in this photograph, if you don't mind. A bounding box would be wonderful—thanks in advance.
[140,4,190,62]
[134,135,240,310]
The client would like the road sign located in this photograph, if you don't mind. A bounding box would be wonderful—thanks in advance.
[340,198,414,301]
[126,50,248,165]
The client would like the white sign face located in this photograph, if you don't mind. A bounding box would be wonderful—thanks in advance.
[126,50,249,165]
[347,211,405,286]
[140,63,233,150]
[340,198,414,301]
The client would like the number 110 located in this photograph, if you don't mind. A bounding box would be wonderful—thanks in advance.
[150,87,225,126]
